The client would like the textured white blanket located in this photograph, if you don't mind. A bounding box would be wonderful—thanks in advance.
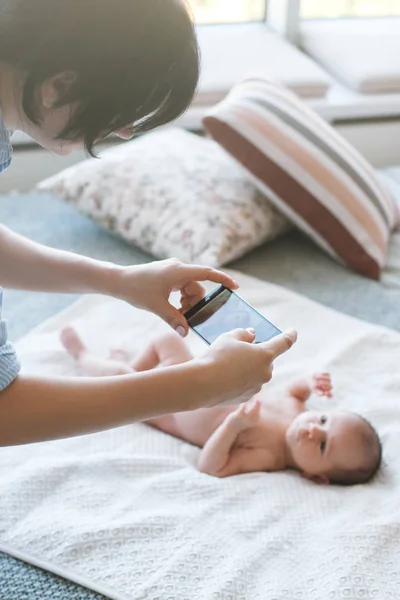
[0,271,400,600]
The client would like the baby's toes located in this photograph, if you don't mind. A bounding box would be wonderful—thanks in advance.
[60,326,86,358]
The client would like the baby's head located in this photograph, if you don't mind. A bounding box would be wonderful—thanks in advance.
[285,410,382,486]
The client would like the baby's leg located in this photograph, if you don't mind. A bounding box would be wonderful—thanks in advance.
[130,331,193,372]
[60,327,133,377]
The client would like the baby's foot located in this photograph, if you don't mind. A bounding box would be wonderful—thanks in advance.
[312,373,333,398]
[109,348,132,363]
[60,326,87,360]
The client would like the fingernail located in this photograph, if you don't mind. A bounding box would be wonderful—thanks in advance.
[247,328,256,334]
[286,329,298,342]
[176,326,186,338]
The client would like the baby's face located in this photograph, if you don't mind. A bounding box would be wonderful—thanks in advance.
[285,411,366,483]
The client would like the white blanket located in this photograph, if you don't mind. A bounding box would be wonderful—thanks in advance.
[0,270,400,600]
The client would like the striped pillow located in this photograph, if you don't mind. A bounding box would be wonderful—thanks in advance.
[203,79,399,279]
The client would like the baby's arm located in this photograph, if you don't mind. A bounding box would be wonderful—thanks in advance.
[286,373,333,403]
[197,416,241,476]
[200,442,274,478]
[198,399,273,477]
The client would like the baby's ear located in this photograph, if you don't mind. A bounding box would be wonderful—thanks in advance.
[302,472,330,485]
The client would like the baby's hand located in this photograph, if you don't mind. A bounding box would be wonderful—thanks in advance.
[230,397,261,431]
[312,373,333,398]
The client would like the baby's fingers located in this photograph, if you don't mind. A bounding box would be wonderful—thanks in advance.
[315,388,333,398]
[315,382,332,391]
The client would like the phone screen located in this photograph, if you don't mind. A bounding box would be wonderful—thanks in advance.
[185,286,281,345]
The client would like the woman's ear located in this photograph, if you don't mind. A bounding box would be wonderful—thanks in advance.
[40,71,77,109]
[302,472,330,485]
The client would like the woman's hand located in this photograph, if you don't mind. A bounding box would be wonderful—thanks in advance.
[110,258,239,336]
[199,328,298,407]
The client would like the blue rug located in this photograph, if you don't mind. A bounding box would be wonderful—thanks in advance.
[0,552,108,600]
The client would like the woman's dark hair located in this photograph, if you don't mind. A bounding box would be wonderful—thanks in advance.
[0,0,200,154]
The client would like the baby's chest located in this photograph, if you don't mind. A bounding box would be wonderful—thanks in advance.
[237,422,281,454]
[262,397,301,421]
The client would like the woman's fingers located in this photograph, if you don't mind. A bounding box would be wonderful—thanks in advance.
[260,330,298,360]
[178,265,239,290]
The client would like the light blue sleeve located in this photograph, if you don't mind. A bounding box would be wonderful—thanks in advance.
[0,109,12,174]
[0,290,20,391]
[0,117,18,388]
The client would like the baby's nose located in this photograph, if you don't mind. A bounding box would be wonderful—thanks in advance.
[299,426,311,439]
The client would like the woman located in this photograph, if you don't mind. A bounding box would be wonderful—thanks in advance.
[0,0,296,446]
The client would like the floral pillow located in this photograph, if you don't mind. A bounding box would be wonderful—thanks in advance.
[37,128,290,267]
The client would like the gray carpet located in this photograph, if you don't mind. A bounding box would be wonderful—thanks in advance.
[0,192,399,341]
[0,191,399,599]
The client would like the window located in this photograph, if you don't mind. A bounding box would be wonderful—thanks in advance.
[189,0,266,24]
[301,0,400,19]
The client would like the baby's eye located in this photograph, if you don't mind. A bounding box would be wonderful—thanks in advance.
[320,440,326,453]
[320,415,327,425]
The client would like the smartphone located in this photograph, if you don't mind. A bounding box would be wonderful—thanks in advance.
[184,285,281,345]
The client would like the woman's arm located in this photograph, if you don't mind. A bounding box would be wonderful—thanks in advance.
[0,225,238,334]
[0,358,220,446]
[0,329,297,447]
[0,224,118,294]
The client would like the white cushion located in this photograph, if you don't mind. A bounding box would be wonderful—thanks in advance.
[195,24,331,105]
[37,129,290,267]
[203,79,399,280]
[301,19,400,94]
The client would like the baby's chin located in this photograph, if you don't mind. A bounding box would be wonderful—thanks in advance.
[286,414,302,435]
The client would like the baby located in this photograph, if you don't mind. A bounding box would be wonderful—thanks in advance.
[61,328,382,485]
